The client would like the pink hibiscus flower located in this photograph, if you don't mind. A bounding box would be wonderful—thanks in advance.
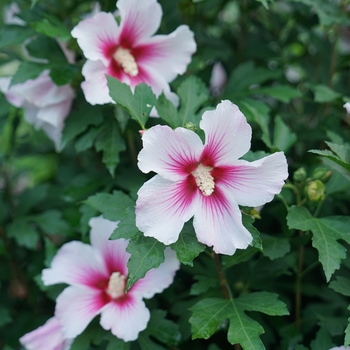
[41,216,180,342]
[19,317,72,350]
[136,100,289,255]
[71,0,196,106]
[0,71,74,150]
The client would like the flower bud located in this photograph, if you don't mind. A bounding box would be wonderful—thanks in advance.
[293,167,307,183]
[311,167,332,183]
[184,122,197,132]
[305,180,325,202]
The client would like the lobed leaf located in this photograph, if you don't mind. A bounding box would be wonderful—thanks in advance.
[329,276,350,297]
[10,62,46,87]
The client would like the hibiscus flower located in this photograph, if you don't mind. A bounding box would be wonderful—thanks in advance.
[0,70,74,150]
[71,0,196,106]
[41,216,179,342]
[136,100,289,255]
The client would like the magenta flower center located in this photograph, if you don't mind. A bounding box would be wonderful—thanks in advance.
[106,271,126,299]
[113,47,138,76]
[192,164,215,196]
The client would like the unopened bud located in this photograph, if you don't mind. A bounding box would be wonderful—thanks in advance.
[184,122,197,132]
[305,180,325,202]
[311,167,332,183]
[293,167,307,183]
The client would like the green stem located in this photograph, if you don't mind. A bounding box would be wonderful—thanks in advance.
[212,251,233,300]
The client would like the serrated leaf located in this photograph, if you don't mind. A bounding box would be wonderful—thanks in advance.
[177,76,209,126]
[262,234,291,260]
[0,25,36,49]
[309,149,350,173]
[311,84,341,103]
[110,206,139,240]
[273,116,297,153]
[242,214,263,251]
[222,247,258,270]
[31,16,71,41]
[107,77,156,129]
[30,209,69,235]
[126,235,165,290]
[171,223,206,266]
[156,93,180,128]
[345,305,350,346]
[6,218,39,249]
[310,327,332,350]
[190,275,219,296]
[287,206,350,281]
[253,85,301,103]
[329,276,350,297]
[10,62,46,87]
[95,118,126,176]
[326,141,350,163]
[85,191,134,221]
[74,126,102,153]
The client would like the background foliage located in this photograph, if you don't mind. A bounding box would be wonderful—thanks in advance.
[1,0,350,349]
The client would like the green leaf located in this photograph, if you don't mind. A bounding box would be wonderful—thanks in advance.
[262,234,291,260]
[61,103,103,149]
[10,62,46,87]
[31,15,71,41]
[189,293,288,348]
[310,84,341,103]
[242,214,263,251]
[30,209,69,235]
[95,118,126,177]
[17,183,49,215]
[345,305,350,346]
[310,327,332,350]
[0,307,12,327]
[49,64,77,85]
[326,141,350,162]
[110,206,140,240]
[138,334,165,350]
[0,25,36,49]
[6,218,40,249]
[222,247,258,270]
[309,149,350,174]
[105,334,130,350]
[156,93,180,128]
[329,276,350,297]
[272,116,297,152]
[177,76,209,126]
[85,191,134,222]
[171,223,206,266]
[287,206,350,281]
[253,85,301,103]
[74,126,102,153]
[190,275,219,296]
[107,77,156,129]
[126,235,165,290]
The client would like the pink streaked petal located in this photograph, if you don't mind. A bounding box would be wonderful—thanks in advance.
[136,175,200,245]
[131,248,179,299]
[19,317,72,350]
[55,286,107,339]
[135,25,196,82]
[81,60,113,105]
[0,77,24,107]
[89,216,130,276]
[117,0,162,46]
[193,189,252,255]
[200,100,252,166]
[218,152,288,207]
[138,125,203,181]
[71,12,119,65]
[42,241,108,288]
[100,296,150,342]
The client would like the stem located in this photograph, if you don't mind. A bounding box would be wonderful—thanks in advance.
[212,251,232,300]
[295,233,304,330]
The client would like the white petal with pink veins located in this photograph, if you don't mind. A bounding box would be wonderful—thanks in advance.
[193,189,252,255]
[136,175,200,245]
[100,297,150,341]
[55,286,106,339]
[138,125,203,181]
[138,25,196,82]
[81,60,113,105]
[200,100,252,165]
[118,0,162,45]
[71,12,119,65]
[42,241,108,288]
[19,317,72,350]
[131,248,180,299]
[221,152,288,207]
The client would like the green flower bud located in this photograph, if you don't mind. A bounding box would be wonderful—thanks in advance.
[293,167,307,183]
[305,180,325,202]
[311,167,332,183]
[184,122,197,132]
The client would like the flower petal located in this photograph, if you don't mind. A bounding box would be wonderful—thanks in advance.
[218,152,288,207]
[138,124,203,181]
[81,60,113,105]
[71,12,119,65]
[100,296,150,342]
[136,175,200,245]
[19,317,72,350]
[89,216,130,276]
[135,25,196,82]
[0,77,24,107]
[200,100,252,166]
[131,248,179,299]
[117,0,162,46]
[55,286,106,339]
[42,241,108,288]
[193,189,252,255]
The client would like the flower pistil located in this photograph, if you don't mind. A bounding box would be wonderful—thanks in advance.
[113,47,139,76]
[107,271,126,299]
[192,164,215,196]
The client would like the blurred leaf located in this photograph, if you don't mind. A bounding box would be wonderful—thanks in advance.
[190,275,219,296]
[171,223,206,266]
[6,218,39,249]
[138,334,165,350]
[189,292,288,347]
[329,276,350,297]
[126,235,165,290]
[345,305,350,346]
[10,62,46,87]
[310,327,332,350]
[156,92,180,128]
[95,118,126,177]
[43,237,58,267]
[310,84,341,103]
[0,307,12,327]
[17,183,49,215]
[287,206,350,281]
[31,15,71,41]
[105,334,130,350]
[222,247,258,270]
[107,77,156,129]
[49,64,77,85]
[85,191,134,222]
[30,209,69,235]
[272,116,297,153]
[0,25,36,48]
[177,76,209,126]
[253,85,301,103]
[262,234,291,260]
[25,35,65,63]
[74,126,102,153]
